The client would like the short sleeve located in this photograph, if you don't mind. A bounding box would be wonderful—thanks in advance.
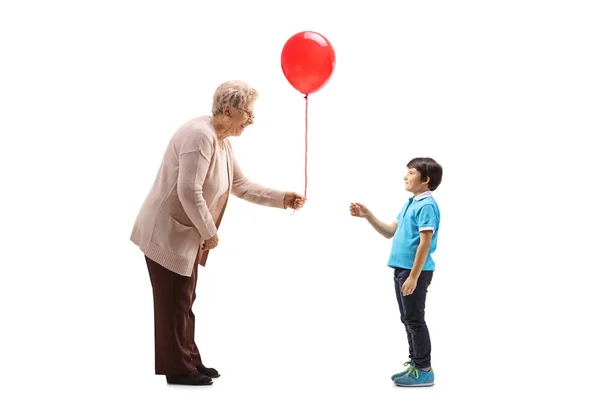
[416,204,438,233]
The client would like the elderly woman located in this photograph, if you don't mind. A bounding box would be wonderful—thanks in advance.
[130,80,306,386]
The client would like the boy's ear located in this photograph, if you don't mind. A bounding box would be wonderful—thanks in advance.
[422,176,431,185]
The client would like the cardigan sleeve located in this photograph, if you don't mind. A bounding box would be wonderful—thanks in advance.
[230,150,286,208]
[176,133,218,239]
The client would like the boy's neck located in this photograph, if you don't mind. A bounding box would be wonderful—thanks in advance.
[410,188,429,198]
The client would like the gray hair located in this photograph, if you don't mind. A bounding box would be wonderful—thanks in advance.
[211,80,259,115]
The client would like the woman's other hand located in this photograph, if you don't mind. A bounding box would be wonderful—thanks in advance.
[201,234,219,250]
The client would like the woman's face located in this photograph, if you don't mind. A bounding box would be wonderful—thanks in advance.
[225,102,254,136]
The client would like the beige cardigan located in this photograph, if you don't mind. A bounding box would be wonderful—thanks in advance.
[130,116,286,276]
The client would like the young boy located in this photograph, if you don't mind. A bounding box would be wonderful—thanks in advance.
[349,157,443,387]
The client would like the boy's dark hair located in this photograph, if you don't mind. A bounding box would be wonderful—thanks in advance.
[407,157,443,191]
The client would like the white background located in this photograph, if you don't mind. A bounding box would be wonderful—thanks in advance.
[1,0,599,399]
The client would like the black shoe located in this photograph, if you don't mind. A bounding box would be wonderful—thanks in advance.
[197,365,220,378]
[166,371,213,385]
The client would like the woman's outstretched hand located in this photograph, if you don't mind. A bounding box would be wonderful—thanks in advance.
[284,192,307,210]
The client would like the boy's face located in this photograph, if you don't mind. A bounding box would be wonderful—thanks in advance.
[404,168,430,195]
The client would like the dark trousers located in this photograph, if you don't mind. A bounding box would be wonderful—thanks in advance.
[145,256,204,375]
[393,267,434,369]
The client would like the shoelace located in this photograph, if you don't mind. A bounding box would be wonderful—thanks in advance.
[405,366,420,379]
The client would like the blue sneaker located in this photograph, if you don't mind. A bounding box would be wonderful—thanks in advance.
[390,361,414,381]
[393,366,434,387]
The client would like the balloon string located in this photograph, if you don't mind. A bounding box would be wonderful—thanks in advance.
[303,93,308,198]
[291,94,308,217]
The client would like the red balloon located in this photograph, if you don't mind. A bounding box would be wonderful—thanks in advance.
[281,31,336,96]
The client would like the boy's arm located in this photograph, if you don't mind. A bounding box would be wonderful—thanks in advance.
[365,213,398,239]
[401,230,433,296]
[410,230,433,279]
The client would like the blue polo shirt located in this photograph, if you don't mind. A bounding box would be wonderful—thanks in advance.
[388,191,440,271]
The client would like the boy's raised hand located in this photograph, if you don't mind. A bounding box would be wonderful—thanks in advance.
[349,202,370,218]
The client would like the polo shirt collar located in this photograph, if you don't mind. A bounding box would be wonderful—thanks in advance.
[413,191,433,201]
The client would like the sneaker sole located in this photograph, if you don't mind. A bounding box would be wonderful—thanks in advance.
[395,382,434,387]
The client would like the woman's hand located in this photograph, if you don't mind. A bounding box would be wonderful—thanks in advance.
[201,234,219,250]
[284,192,307,210]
